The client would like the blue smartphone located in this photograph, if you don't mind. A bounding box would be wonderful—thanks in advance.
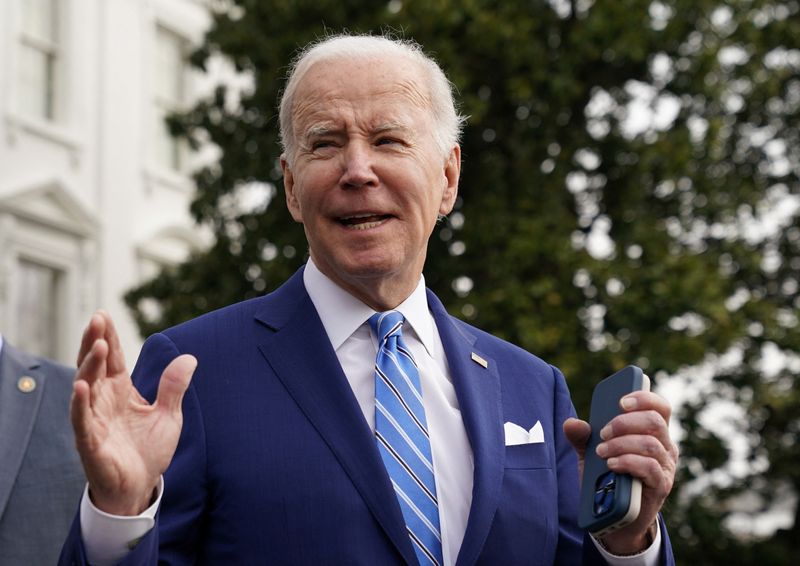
[577,365,650,536]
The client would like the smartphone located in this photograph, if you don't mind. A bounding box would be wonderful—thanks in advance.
[577,365,650,536]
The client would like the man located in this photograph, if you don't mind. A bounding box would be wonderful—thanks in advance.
[0,336,84,565]
[61,34,678,565]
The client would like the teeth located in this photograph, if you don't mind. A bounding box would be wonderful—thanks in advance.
[339,213,388,229]
[348,220,384,230]
[342,213,379,220]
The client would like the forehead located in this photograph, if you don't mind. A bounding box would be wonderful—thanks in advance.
[291,55,433,131]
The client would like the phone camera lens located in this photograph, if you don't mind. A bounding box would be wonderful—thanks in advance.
[593,471,617,516]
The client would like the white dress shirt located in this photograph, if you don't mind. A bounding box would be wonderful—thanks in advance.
[303,259,474,565]
[80,259,660,565]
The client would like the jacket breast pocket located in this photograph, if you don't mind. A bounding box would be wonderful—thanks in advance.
[504,442,552,469]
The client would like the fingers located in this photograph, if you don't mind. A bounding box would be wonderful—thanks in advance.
[604,452,675,492]
[76,338,109,390]
[99,310,127,375]
[77,313,105,367]
[155,355,198,414]
[595,390,678,495]
[584,388,677,552]
[620,389,672,421]
[72,339,110,450]
[602,438,679,494]
[71,379,94,448]
[77,311,127,375]
[600,391,673,452]
[601,410,672,455]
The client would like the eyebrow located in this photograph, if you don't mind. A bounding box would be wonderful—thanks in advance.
[300,121,413,149]
[304,124,340,139]
[373,122,410,135]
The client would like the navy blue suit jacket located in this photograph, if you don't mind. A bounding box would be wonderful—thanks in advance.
[60,267,674,565]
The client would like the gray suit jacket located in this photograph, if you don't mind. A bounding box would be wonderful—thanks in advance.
[0,341,85,565]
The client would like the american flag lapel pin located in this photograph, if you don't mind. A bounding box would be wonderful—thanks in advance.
[471,352,488,368]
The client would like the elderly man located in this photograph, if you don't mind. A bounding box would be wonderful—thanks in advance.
[60,34,677,565]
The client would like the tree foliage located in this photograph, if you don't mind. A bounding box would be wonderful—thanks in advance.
[125,1,800,563]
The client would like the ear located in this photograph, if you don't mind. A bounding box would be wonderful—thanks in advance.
[281,155,303,223]
[438,145,461,216]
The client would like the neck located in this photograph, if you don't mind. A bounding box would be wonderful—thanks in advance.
[309,258,420,312]
[343,279,417,312]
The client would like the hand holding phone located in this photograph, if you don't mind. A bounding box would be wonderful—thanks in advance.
[577,365,650,537]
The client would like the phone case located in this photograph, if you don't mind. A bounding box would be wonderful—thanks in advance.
[577,365,650,536]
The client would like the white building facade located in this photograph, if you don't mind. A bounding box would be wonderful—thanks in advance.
[0,0,212,363]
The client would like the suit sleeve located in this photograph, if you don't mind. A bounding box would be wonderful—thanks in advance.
[549,365,589,564]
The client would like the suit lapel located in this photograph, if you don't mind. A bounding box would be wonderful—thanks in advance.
[0,343,47,518]
[254,270,418,565]
[427,292,504,566]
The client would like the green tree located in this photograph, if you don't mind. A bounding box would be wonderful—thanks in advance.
[126,1,800,563]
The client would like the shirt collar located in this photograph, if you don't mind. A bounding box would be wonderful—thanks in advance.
[303,259,435,356]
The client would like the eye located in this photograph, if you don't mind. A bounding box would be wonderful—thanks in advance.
[311,140,337,151]
[375,137,401,147]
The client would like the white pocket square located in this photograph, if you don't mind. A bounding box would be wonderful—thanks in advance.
[504,420,545,446]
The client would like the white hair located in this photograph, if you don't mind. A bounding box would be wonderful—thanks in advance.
[279,33,466,165]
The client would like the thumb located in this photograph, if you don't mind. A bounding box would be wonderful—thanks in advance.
[563,418,591,482]
[156,354,197,414]
[563,417,591,459]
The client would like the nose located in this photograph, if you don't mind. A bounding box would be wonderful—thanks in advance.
[339,142,378,189]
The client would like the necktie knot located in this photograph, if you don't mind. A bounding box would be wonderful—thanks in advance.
[369,310,405,343]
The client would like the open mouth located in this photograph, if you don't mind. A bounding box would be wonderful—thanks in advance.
[338,213,392,230]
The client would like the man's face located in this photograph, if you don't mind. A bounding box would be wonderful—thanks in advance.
[281,55,460,308]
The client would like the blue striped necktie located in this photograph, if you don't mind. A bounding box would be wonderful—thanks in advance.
[370,311,443,566]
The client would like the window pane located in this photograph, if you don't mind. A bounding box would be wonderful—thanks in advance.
[16,260,61,359]
[155,27,185,104]
[18,0,58,121]
[153,26,187,171]
[22,0,58,44]
[18,44,56,119]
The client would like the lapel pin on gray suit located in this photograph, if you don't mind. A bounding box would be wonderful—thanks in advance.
[0,336,85,566]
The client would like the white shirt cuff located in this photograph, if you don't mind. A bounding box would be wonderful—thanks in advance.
[79,477,163,566]
[590,518,662,566]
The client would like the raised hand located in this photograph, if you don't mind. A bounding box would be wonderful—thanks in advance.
[71,311,196,516]
[563,390,679,555]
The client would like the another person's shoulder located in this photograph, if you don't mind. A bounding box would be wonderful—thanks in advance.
[1,343,75,410]
[36,351,75,379]
[3,341,75,383]
[38,358,75,398]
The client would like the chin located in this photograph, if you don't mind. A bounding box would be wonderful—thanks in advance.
[339,257,399,280]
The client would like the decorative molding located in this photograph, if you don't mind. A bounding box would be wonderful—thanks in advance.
[136,224,205,266]
[4,111,83,159]
[0,177,99,238]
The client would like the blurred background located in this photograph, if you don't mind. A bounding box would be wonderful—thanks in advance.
[0,1,797,563]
